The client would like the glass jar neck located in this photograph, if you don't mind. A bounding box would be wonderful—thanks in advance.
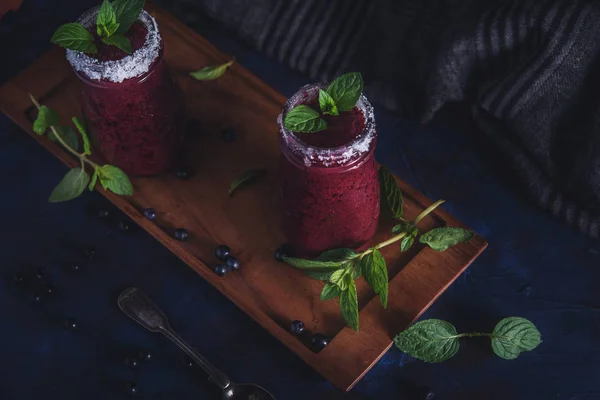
[66,8,162,83]
[278,83,376,170]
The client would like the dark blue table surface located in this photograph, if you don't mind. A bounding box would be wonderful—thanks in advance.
[1,2,599,399]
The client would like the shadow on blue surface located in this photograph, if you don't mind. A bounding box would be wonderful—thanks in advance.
[1,1,600,399]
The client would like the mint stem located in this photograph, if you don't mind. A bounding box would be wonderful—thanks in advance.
[413,199,445,225]
[29,94,97,169]
[456,332,494,338]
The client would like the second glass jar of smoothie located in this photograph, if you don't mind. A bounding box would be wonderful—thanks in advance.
[66,8,184,176]
[278,83,380,257]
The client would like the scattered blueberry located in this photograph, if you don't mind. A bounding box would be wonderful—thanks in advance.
[274,245,288,262]
[125,382,138,396]
[97,209,110,219]
[290,320,305,336]
[45,284,55,295]
[119,220,132,232]
[185,358,195,368]
[215,245,231,261]
[311,333,330,350]
[64,318,79,331]
[174,228,189,241]
[138,350,152,363]
[225,256,240,271]
[84,246,97,260]
[424,392,435,400]
[12,272,25,284]
[222,126,237,142]
[35,267,46,280]
[214,265,228,277]
[31,292,44,303]
[176,166,191,179]
[124,356,140,368]
[70,263,82,272]
[143,208,157,221]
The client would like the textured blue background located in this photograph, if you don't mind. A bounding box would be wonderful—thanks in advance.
[1,1,599,399]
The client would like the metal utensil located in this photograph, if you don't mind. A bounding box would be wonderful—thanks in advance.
[118,287,276,400]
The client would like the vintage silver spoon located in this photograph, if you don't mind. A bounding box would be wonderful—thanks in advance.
[118,287,276,400]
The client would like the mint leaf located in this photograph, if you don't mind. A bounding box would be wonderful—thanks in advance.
[394,319,460,363]
[329,269,349,290]
[33,105,59,135]
[392,222,410,234]
[401,234,415,252]
[72,117,91,155]
[229,169,266,196]
[112,0,144,34]
[88,167,99,191]
[360,248,388,308]
[420,227,474,251]
[51,23,97,53]
[326,72,363,112]
[340,280,359,331]
[491,317,542,360]
[49,127,79,152]
[320,283,341,300]
[379,166,403,219]
[283,256,342,272]
[316,248,358,262]
[102,34,132,54]
[318,89,338,116]
[284,105,327,133]
[190,60,234,81]
[49,168,90,203]
[97,0,119,38]
[97,165,133,195]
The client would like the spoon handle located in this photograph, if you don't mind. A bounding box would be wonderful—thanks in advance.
[118,288,231,389]
[160,326,231,389]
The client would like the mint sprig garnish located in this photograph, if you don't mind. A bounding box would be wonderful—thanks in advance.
[283,72,363,133]
[51,0,144,54]
[282,165,474,331]
[29,94,134,202]
[394,317,542,362]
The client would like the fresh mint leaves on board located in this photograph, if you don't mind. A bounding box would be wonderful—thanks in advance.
[51,0,145,54]
[190,60,235,81]
[29,94,134,202]
[394,317,541,362]
[229,169,266,196]
[281,165,476,331]
[283,72,363,133]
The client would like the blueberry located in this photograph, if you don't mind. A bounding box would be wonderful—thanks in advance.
[45,284,55,295]
[35,267,46,280]
[174,228,189,241]
[12,272,25,284]
[214,265,227,276]
[124,356,140,368]
[176,166,191,179]
[215,245,231,261]
[125,382,138,396]
[84,246,97,260]
[222,127,237,142]
[290,320,305,336]
[138,350,152,363]
[225,256,240,271]
[97,209,110,219]
[274,245,288,262]
[31,292,44,303]
[119,220,132,232]
[64,318,79,330]
[185,358,195,368]
[143,208,156,221]
[311,333,329,349]
[424,392,435,400]
[70,263,82,272]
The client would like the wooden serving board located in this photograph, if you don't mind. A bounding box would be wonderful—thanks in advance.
[0,4,487,391]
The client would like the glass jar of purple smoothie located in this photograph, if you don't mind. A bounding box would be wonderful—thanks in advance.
[278,83,380,258]
[66,7,184,176]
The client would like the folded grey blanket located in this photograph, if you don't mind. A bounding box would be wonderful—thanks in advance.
[160,0,600,238]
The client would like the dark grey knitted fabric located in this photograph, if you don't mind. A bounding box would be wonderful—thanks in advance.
[159,0,600,238]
